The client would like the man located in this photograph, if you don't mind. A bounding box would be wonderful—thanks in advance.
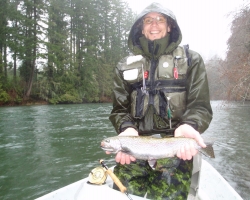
[108,2,213,199]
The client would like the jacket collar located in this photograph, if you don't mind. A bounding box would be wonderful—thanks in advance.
[139,34,170,59]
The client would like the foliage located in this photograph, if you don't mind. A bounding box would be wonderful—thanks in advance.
[220,6,250,101]
[0,84,11,104]
[0,0,135,105]
[205,4,250,101]
[0,79,23,105]
[49,92,82,104]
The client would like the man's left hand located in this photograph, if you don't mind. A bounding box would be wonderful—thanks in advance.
[174,124,206,160]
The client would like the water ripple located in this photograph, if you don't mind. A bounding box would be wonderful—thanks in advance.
[1,102,249,199]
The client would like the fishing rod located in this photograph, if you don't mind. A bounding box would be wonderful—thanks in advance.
[99,159,133,200]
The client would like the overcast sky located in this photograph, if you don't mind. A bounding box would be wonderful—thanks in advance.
[124,0,247,60]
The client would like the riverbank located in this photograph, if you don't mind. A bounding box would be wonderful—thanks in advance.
[0,98,112,107]
[0,99,49,107]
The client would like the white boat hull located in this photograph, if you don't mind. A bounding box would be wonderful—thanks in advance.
[36,159,243,200]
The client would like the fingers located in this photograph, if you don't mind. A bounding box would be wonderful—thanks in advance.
[115,152,122,163]
[174,126,183,137]
[194,133,206,148]
[119,128,139,136]
[115,152,136,165]
[190,143,198,156]
[130,155,136,162]
[184,145,192,160]
[177,144,198,160]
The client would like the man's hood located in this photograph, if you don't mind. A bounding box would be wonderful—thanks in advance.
[128,2,182,55]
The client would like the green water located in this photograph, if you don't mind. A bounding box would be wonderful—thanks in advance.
[0,102,249,199]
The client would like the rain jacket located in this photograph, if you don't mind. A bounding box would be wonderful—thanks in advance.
[109,2,212,135]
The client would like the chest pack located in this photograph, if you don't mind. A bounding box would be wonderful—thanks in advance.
[120,45,192,126]
[121,45,191,82]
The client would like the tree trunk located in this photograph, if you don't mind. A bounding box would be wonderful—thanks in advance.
[25,0,37,99]
[4,42,7,78]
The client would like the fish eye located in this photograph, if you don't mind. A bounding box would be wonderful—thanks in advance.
[105,139,110,143]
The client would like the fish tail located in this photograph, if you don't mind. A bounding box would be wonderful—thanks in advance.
[198,143,215,158]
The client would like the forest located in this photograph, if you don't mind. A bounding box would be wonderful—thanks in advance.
[0,0,249,105]
[206,3,250,102]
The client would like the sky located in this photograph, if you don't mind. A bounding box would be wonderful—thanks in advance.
[124,0,247,60]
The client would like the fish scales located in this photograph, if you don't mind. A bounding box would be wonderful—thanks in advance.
[100,136,215,160]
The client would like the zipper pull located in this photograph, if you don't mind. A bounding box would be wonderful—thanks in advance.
[144,70,149,79]
[173,67,178,79]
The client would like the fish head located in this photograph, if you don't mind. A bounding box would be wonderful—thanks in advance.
[100,137,121,154]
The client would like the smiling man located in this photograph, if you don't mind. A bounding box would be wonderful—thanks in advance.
[108,2,213,200]
[142,12,170,41]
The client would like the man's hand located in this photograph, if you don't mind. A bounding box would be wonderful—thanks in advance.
[174,124,206,160]
[106,127,138,165]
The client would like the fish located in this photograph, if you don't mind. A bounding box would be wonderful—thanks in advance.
[100,135,215,160]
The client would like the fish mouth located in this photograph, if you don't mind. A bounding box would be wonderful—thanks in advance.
[100,146,114,152]
[100,141,112,152]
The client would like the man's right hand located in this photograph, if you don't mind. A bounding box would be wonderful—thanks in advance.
[106,127,138,165]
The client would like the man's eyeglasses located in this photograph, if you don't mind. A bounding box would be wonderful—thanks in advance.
[143,16,166,24]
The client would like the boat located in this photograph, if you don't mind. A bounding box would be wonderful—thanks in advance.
[35,159,243,200]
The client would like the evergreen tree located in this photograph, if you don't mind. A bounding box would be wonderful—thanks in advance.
[0,0,136,105]
[8,0,23,81]
[0,0,9,84]
[43,0,70,101]
[17,0,46,99]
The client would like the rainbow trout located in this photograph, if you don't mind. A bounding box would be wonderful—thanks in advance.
[100,136,215,160]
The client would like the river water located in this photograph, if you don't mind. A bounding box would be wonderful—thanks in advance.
[0,101,249,200]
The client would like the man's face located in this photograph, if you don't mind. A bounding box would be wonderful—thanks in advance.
[142,12,170,41]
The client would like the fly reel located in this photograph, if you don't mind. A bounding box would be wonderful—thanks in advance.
[88,166,107,185]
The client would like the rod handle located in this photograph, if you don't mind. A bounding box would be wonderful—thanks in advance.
[105,169,127,193]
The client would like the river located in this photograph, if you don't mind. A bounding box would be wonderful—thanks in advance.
[0,101,249,200]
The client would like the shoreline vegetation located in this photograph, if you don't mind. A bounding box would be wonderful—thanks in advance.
[0,98,112,107]
[0,0,136,108]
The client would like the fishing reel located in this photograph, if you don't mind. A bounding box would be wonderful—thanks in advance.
[88,166,107,185]
[88,160,132,199]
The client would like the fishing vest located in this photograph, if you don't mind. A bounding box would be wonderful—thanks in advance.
[120,45,191,128]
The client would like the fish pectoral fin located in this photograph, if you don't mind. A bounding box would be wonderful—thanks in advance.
[199,144,215,158]
[121,147,132,155]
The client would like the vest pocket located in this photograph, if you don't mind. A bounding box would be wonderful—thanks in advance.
[131,89,149,119]
[157,90,186,120]
[158,55,174,79]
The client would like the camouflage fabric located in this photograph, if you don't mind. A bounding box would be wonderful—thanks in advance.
[113,158,193,200]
